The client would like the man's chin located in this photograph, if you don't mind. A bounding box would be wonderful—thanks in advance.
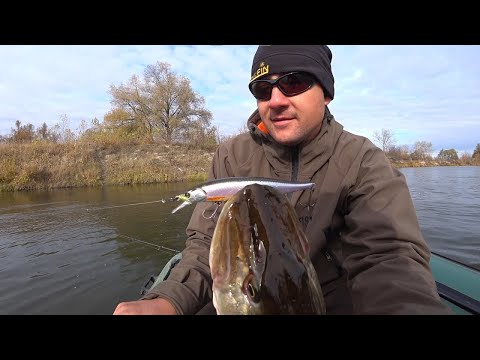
[271,132,302,147]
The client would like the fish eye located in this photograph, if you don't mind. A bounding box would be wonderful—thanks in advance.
[242,273,260,303]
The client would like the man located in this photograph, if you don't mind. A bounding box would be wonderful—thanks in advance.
[114,45,452,315]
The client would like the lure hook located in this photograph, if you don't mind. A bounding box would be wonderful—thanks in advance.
[299,188,316,213]
[202,202,222,220]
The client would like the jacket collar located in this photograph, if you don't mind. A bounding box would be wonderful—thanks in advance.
[247,106,344,178]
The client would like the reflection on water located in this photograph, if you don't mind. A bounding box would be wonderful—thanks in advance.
[400,166,480,271]
[0,183,198,315]
[0,167,479,314]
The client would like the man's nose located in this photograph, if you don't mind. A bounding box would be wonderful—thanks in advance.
[268,86,289,107]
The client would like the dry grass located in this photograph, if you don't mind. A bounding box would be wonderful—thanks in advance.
[0,142,103,191]
[0,142,212,192]
[1,140,479,192]
[391,158,480,168]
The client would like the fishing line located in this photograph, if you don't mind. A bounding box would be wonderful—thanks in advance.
[117,234,180,255]
[86,199,175,211]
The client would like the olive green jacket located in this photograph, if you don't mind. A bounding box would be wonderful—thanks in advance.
[144,107,452,315]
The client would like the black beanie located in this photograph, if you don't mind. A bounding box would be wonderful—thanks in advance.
[250,45,335,100]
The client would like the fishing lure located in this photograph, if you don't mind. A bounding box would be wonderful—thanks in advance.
[171,176,315,214]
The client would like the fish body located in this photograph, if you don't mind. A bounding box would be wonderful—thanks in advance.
[209,183,325,315]
[172,177,315,214]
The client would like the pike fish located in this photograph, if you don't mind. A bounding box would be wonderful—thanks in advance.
[209,183,325,315]
[171,177,315,214]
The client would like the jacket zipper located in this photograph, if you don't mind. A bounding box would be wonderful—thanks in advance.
[322,248,345,276]
[291,146,299,182]
[287,146,299,201]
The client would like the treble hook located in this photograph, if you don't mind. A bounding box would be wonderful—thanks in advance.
[299,188,316,213]
[202,202,222,220]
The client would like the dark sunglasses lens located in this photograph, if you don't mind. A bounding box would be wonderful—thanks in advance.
[249,72,314,100]
[278,73,313,95]
[250,81,272,100]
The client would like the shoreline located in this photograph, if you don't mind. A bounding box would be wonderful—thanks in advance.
[1,142,478,192]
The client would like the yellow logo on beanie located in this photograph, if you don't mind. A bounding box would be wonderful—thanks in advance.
[250,62,269,83]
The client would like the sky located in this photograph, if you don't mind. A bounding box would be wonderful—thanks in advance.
[0,45,479,154]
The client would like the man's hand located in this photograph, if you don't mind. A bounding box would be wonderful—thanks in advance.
[113,298,178,315]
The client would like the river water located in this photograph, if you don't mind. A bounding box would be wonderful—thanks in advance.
[0,166,478,314]
[400,166,480,269]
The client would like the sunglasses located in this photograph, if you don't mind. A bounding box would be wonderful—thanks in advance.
[249,72,315,101]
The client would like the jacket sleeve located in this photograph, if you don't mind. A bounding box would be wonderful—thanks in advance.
[342,144,452,314]
[142,145,232,315]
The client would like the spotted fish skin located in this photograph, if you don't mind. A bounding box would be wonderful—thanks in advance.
[209,183,325,315]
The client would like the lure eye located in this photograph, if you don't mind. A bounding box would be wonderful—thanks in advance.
[242,272,260,303]
[174,191,191,202]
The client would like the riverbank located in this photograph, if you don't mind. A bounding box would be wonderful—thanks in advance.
[0,142,212,192]
[1,142,478,192]
[390,159,480,169]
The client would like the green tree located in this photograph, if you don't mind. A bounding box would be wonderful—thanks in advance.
[107,61,214,145]
[437,148,459,161]
[472,143,480,159]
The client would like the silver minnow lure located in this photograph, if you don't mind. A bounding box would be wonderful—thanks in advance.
[171,177,315,214]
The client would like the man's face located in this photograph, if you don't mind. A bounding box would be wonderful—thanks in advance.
[255,73,331,146]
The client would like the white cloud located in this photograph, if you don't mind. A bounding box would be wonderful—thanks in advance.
[0,45,479,152]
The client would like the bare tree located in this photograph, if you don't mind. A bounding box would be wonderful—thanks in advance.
[373,128,396,153]
[37,122,49,140]
[51,114,76,143]
[411,141,433,160]
[107,61,214,145]
[35,122,58,142]
[11,120,35,143]
[388,144,411,160]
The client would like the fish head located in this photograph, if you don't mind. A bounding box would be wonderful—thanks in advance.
[209,183,325,315]
[172,188,207,214]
